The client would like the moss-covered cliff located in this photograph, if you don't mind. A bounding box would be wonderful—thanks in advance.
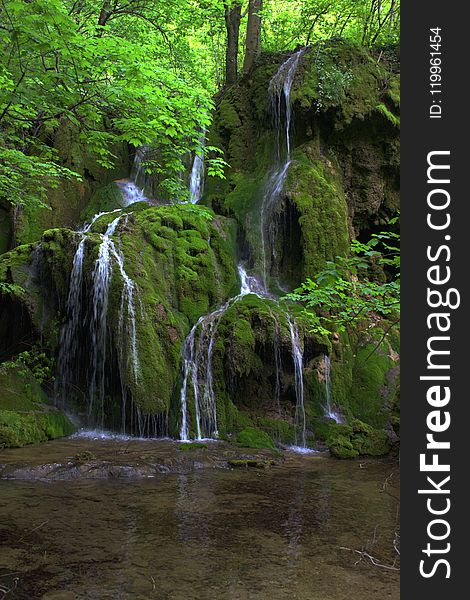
[0,40,399,455]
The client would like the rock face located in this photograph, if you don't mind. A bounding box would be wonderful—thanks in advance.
[0,41,400,454]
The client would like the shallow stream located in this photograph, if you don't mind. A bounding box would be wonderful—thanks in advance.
[0,439,399,600]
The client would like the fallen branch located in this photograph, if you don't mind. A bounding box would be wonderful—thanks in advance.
[339,546,400,571]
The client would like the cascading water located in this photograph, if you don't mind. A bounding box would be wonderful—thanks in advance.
[119,146,149,205]
[56,208,140,431]
[179,265,258,441]
[189,132,205,204]
[178,49,310,447]
[55,210,121,405]
[287,315,306,448]
[89,216,140,425]
[323,354,343,424]
[260,48,306,293]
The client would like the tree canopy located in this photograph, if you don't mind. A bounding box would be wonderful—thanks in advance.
[0,0,400,208]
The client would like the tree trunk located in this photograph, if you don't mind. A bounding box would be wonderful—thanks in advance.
[98,1,112,27]
[224,2,242,85]
[243,0,262,75]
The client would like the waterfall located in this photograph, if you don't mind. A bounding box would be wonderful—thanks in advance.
[179,309,225,441]
[119,147,149,205]
[269,49,306,160]
[89,215,140,425]
[178,50,310,447]
[287,315,306,448]
[260,48,306,293]
[179,263,309,448]
[56,209,140,431]
[324,354,343,423]
[179,264,258,441]
[89,216,123,423]
[189,133,205,204]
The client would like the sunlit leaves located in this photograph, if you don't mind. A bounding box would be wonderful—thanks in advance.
[287,218,400,336]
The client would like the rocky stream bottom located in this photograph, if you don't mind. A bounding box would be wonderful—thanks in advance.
[0,436,399,600]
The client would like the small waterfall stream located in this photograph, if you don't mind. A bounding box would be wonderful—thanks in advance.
[323,354,342,423]
[189,132,205,204]
[260,48,306,292]
[56,209,140,430]
[287,315,306,448]
[179,50,310,448]
[179,266,254,441]
[119,147,149,205]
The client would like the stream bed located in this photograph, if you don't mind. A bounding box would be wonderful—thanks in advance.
[0,438,399,600]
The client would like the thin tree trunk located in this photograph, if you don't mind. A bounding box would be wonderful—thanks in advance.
[224,2,242,85]
[98,1,112,27]
[243,0,262,75]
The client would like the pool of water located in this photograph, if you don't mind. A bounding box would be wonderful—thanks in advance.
[0,449,399,599]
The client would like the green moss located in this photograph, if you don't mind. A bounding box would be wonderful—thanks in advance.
[286,151,350,280]
[294,42,399,126]
[0,409,75,448]
[349,335,398,428]
[0,364,75,448]
[236,427,275,450]
[0,364,49,411]
[179,442,208,452]
[324,419,390,459]
[376,103,400,127]
[14,125,129,245]
[80,182,128,224]
[255,417,296,444]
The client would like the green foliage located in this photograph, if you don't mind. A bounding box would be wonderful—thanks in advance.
[287,216,400,337]
[264,0,400,49]
[3,346,55,385]
[0,0,217,208]
[0,281,25,295]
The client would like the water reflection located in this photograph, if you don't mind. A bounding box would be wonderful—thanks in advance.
[0,458,399,600]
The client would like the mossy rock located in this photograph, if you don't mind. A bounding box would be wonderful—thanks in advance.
[325,419,390,459]
[178,442,208,452]
[0,364,49,411]
[236,427,275,450]
[0,364,75,448]
[14,122,129,245]
[80,182,128,224]
[0,409,75,449]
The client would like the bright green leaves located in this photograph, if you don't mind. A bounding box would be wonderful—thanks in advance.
[287,217,400,336]
[0,0,219,208]
[0,147,80,209]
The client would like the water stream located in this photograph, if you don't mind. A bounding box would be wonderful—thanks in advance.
[56,210,140,430]
[260,47,306,292]
[189,131,206,203]
[0,440,400,600]
[179,50,309,447]
[324,354,343,423]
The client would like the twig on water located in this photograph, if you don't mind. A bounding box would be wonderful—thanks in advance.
[18,520,50,542]
[339,546,400,571]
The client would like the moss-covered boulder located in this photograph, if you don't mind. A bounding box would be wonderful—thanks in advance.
[325,419,391,459]
[0,364,75,448]
[204,40,399,289]
[1,202,239,432]
[236,427,275,450]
